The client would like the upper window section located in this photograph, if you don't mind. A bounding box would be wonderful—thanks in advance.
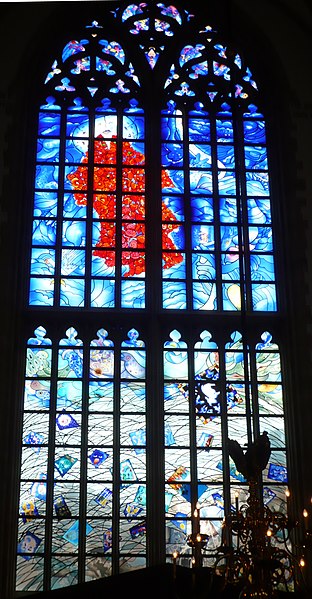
[28,3,277,312]
[160,103,275,311]
[30,20,146,309]
[159,16,276,311]
[31,100,146,309]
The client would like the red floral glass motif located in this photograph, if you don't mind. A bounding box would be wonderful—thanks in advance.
[67,136,183,276]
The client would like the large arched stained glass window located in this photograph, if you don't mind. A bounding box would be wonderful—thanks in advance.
[16,2,287,593]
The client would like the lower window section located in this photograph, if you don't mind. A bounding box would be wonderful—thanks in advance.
[16,326,286,591]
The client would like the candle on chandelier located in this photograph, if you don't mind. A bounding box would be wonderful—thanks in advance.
[172,550,178,580]
[194,502,200,534]
[303,508,308,530]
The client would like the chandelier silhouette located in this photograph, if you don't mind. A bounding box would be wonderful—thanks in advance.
[173,432,311,599]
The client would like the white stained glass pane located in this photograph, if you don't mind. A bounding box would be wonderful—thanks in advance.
[165,449,190,482]
[164,415,189,446]
[197,450,223,482]
[88,414,114,445]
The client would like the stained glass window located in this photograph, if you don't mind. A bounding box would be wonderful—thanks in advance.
[16,2,287,592]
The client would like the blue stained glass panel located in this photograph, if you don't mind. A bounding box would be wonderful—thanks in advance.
[161,117,183,141]
[189,119,210,142]
[66,113,89,137]
[35,165,59,189]
[198,450,223,481]
[120,350,145,380]
[247,199,271,224]
[164,415,189,446]
[92,254,115,276]
[120,382,146,412]
[244,146,268,169]
[89,381,114,411]
[37,139,60,162]
[29,278,54,306]
[192,282,217,310]
[219,197,237,222]
[65,139,89,163]
[57,381,82,410]
[221,255,240,280]
[161,143,183,167]
[226,382,246,412]
[220,226,238,251]
[217,145,235,169]
[216,119,233,142]
[246,173,269,196]
[164,383,189,411]
[89,350,114,379]
[191,196,213,222]
[227,418,248,443]
[38,112,61,137]
[222,283,242,311]
[162,195,184,221]
[26,345,51,377]
[55,414,81,445]
[243,120,266,144]
[250,254,275,280]
[61,249,85,275]
[259,416,285,448]
[162,281,186,309]
[121,280,145,309]
[189,144,211,167]
[264,452,287,484]
[31,248,55,275]
[192,225,214,250]
[32,219,57,246]
[218,171,236,195]
[94,114,117,137]
[192,254,215,280]
[163,345,188,380]
[165,449,190,481]
[91,279,115,307]
[122,114,145,139]
[63,194,87,218]
[59,279,85,307]
[62,221,86,246]
[24,380,51,410]
[190,170,213,193]
[249,226,273,251]
[87,453,113,481]
[252,284,277,311]
[34,192,58,218]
